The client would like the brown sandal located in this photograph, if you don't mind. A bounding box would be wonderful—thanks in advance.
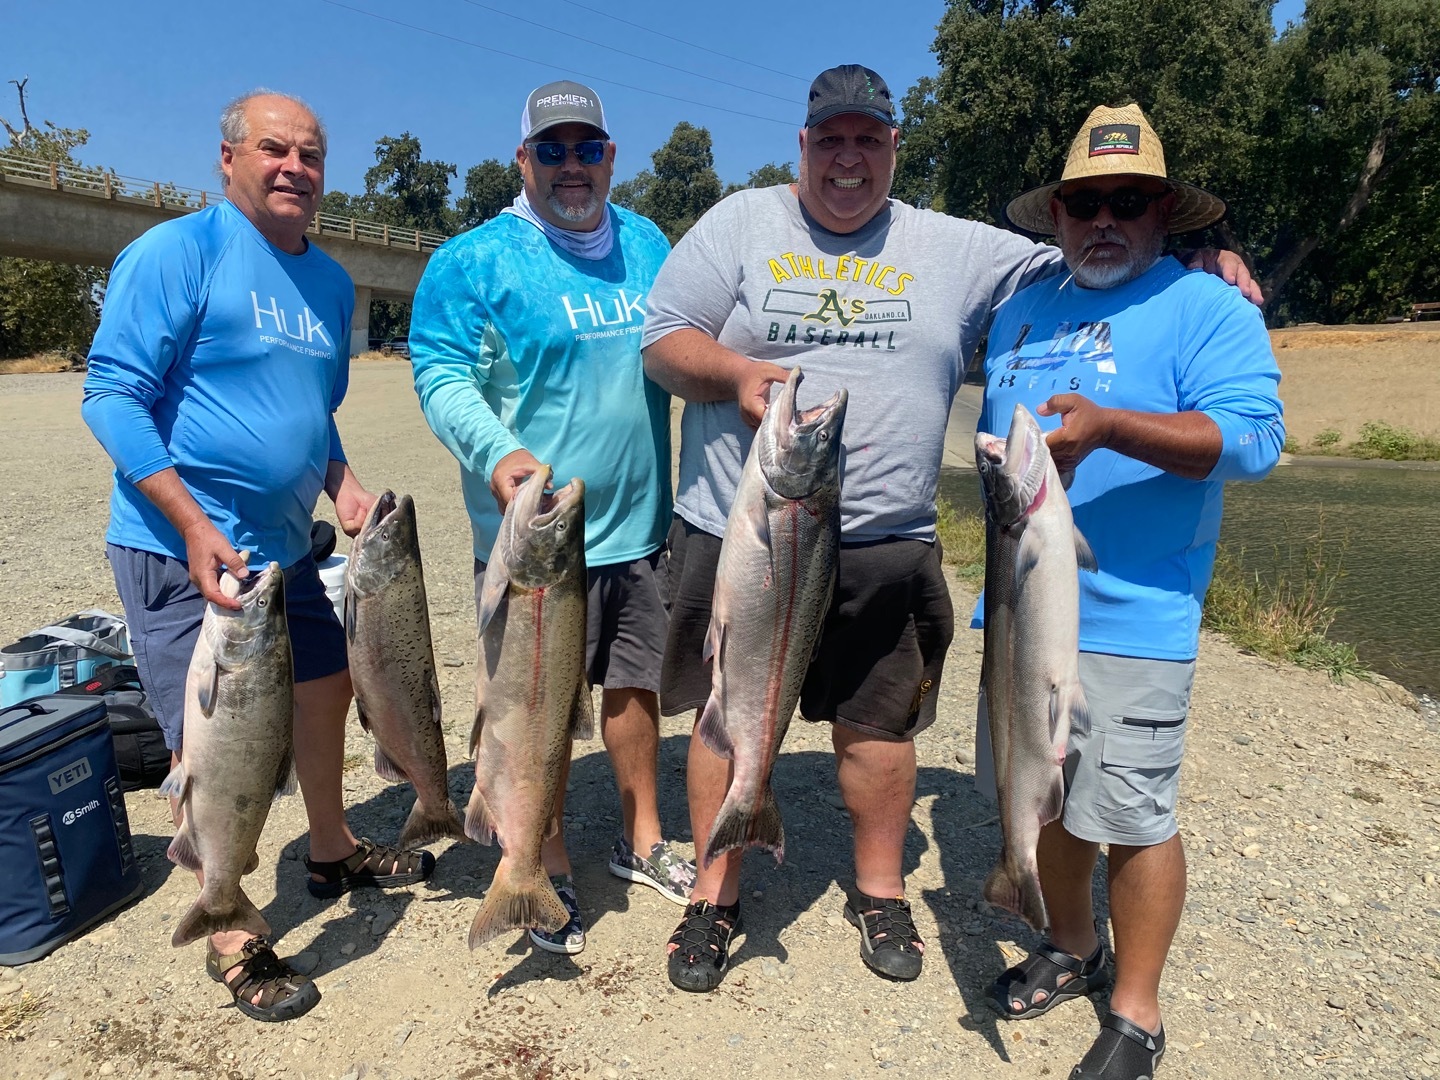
[305,836,435,898]
[207,937,320,1023]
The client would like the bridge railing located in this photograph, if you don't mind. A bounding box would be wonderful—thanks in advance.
[0,152,449,253]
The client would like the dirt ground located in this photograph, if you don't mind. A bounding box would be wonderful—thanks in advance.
[1,349,1438,1080]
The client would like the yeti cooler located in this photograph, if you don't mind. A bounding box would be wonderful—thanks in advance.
[0,695,144,964]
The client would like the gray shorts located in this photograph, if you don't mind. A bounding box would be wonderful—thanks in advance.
[107,543,349,753]
[974,652,1195,847]
[473,549,666,693]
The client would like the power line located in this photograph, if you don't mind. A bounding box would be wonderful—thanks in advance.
[317,0,796,128]
[454,0,796,104]
[554,0,808,84]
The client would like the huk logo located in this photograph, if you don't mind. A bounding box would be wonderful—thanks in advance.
[47,756,92,796]
[61,798,101,827]
[251,293,333,346]
[1089,124,1141,156]
[561,289,646,331]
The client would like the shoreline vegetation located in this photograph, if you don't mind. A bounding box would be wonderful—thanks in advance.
[935,496,1371,684]
[1284,421,1440,463]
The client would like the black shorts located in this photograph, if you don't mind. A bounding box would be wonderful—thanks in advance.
[659,517,954,740]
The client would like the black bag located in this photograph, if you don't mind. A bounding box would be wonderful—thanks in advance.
[54,665,169,792]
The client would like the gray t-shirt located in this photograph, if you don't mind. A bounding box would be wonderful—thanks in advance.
[642,185,1064,540]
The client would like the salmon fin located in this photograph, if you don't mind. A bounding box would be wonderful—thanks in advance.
[399,797,469,847]
[166,819,203,872]
[1013,525,1043,586]
[242,849,259,875]
[355,700,374,734]
[373,744,410,783]
[344,587,357,644]
[696,692,733,759]
[1050,679,1091,745]
[468,703,485,757]
[1040,766,1067,828]
[982,859,1049,931]
[477,562,510,636]
[1074,526,1098,573]
[159,761,189,802]
[429,670,443,729]
[171,885,271,948]
[570,679,595,740]
[1058,468,1077,491]
[273,745,297,798]
[196,658,219,718]
[702,617,722,666]
[703,783,784,867]
[467,863,569,949]
[544,812,561,841]
[464,784,499,845]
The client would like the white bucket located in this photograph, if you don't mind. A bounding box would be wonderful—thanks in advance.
[316,554,348,624]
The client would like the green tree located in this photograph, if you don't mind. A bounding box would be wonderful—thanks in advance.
[610,169,654,212]
[723,160,797,197]
[356,132,457,233]
[624,122,723,243]
[456,158,522,231]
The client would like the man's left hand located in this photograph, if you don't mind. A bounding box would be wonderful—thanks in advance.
[330,465,377,537]
[1038,393,1113,473]
[1187,248,1264,307]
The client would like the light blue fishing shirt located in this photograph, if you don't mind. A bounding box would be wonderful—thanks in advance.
[972,256,1285,661]
[82,200,355,568]
[408,206,673,565]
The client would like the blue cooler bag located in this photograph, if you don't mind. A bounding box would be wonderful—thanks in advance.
[0,610,131,708]
[0,695,144,965]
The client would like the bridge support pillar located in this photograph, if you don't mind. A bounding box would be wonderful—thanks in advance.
[350,286,373,356]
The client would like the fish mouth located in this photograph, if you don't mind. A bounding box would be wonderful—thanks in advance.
[534,478,585,526]
[772,366,845,449]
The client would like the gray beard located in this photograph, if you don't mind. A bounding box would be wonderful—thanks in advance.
[1072,228,1166,289]
[547,188,600,224]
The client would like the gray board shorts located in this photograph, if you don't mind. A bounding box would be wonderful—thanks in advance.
[107,543,348,753]
[974,651,1197,847]
[473,548,667,693]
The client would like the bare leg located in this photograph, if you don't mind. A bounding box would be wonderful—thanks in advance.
[601,687,664,853]
[684,714,742,907]
[539,739,575,878]
[1037,819,1102,961]
[292,670,362,870]
[1106,834,1185,1033]
[832,725,915,897]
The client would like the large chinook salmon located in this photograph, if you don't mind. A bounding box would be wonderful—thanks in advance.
[700,365,846,868]
[976,403,1096,931]
[466,468,592,949]
[345,491,466,848]
[163,561,294,947]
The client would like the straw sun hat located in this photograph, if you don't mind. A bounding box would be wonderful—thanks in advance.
[1004,103,1226,236]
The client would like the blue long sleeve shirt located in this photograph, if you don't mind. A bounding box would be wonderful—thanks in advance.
[82,200,354,568]
[973,256,1285,660]
[408,207,673,565]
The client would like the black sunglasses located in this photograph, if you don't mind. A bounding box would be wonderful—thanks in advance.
[528,140,607,167]
[1059,186,1170,222]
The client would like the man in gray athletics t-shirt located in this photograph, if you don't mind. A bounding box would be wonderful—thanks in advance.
[641,63,1258,994]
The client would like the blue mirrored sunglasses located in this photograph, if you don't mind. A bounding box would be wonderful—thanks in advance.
[528,140,606,167]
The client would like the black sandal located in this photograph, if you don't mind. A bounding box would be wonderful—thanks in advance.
[1070,1013,1165,1079]
[991,938,1110,1020]
[305,837,435,899]
[843,888,925,981]
[667,900,742,993]
[207,937,320,1023]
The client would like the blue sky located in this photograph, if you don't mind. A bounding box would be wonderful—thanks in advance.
[4,0,1307,206]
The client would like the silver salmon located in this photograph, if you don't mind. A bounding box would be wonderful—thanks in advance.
[976,403,1096,930]
[163,561,294,947]
[699,365,846,867]
[466,467,592,949]
[345,491,466,848]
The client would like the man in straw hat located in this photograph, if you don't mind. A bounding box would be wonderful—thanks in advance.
[642,67,1259,996]
[974,103,1284,1079]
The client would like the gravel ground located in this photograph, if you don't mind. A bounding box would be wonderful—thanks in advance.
[1,365,1437,1080]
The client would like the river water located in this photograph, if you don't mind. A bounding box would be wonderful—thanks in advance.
[938,460,1440,695]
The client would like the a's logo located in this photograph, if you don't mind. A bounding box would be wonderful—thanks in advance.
[764,289,910,326]
[807,288,865,327]
[48,756,92,795]
[1089,124,1141,156]
[61,799,101,827]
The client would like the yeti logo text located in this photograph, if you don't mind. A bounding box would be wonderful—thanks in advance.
[561,290,645,331]
[251,293,333,346]
[48,756,92,795]
[61,798,101,826]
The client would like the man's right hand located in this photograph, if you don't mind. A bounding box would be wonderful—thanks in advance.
[490,448,544,513]
[180,519,247,611]
[738,361,790,429]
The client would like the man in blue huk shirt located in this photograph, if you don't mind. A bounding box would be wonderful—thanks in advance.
[973,104,1284,1080]
[408,79,695,957]
[83,90,436,1023]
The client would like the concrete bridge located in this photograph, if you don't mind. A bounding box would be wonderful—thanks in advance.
[0,153,447,354]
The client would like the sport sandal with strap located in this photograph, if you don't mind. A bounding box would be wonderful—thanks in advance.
[991,938,1110,1020]
[843,887,925,981]
[1070,1013,1166,1080]
[667,899,742,992]
[305,837,435,899]
[207,937,320,1023]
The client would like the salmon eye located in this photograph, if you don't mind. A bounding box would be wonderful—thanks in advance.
[380,529,389,540]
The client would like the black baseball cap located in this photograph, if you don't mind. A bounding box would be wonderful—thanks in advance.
[805,65,896,129]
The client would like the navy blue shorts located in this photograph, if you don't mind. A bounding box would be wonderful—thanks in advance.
[107,544,348,752]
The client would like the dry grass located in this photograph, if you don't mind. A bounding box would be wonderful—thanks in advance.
[0,353,78,375]
[935,496,986,581]
[0,990,50,1041]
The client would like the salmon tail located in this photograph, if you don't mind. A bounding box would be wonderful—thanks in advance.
[399,797,469,847]
[983,858,1049,932]
[170,885,271,947]
[703,784,784,867]
[467,863,569,949]
[696,693,733,759]
[373,744,411,784]
[464,784,498,845]
[166,820,203,872]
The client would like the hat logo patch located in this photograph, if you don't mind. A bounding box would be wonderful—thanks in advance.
[1089,124,1140,156]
